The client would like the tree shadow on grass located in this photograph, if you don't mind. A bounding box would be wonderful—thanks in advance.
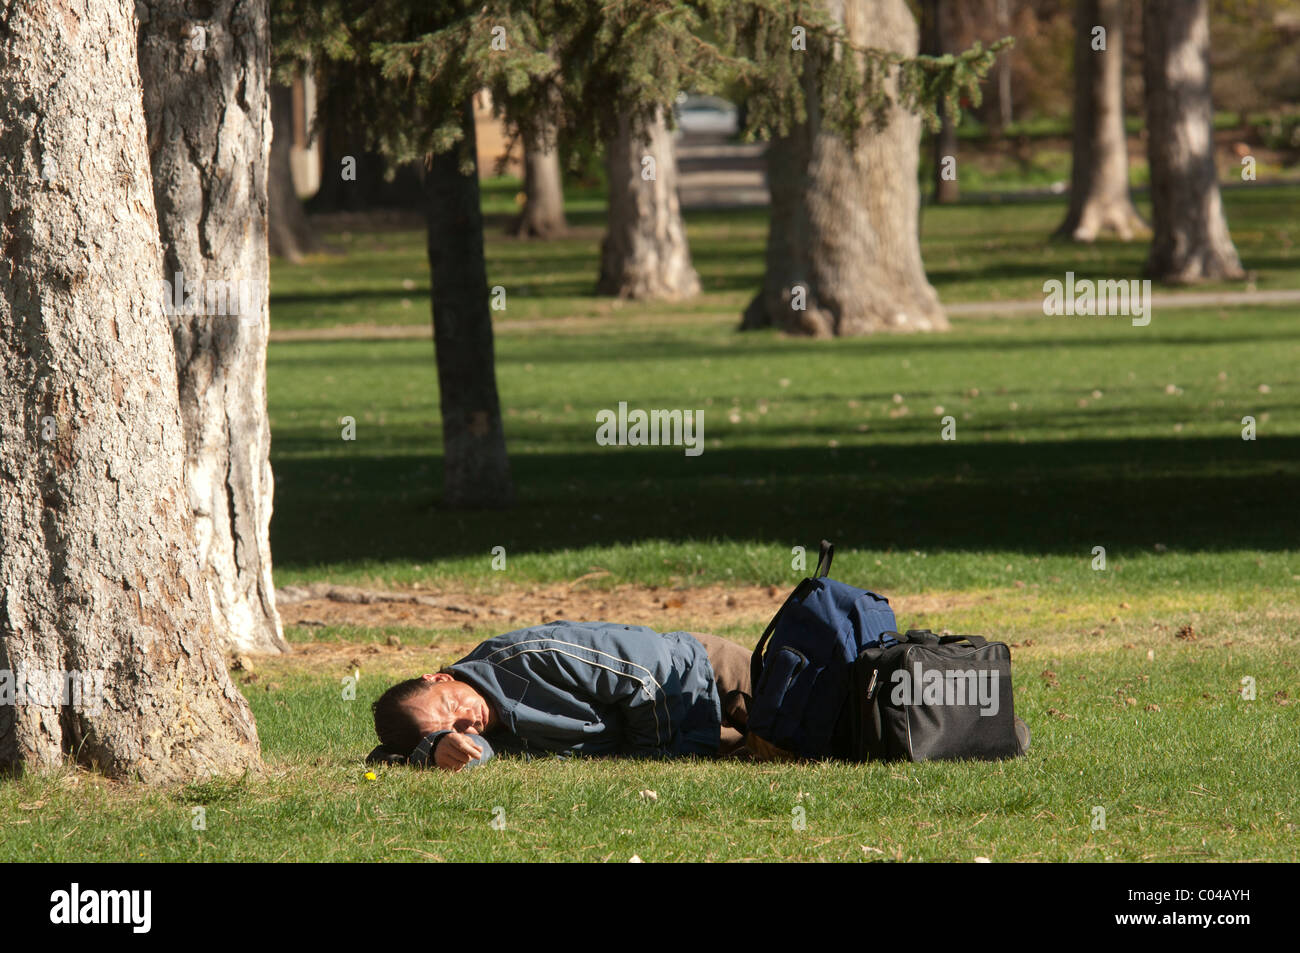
[270,434,1300,569]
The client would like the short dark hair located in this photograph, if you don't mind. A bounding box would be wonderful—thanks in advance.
[372,677,434,756]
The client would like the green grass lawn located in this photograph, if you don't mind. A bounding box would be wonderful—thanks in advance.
[269,181,1300,331]
[2,631,1294,861]
[4,186,1297,863]
[267,184,1300,599]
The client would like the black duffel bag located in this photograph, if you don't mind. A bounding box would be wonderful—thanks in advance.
[844,629,1024,762]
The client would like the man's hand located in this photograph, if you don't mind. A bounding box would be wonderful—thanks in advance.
[434,731,484,772]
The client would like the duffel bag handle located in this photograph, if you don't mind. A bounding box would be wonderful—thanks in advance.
[890,629,989,648]
[891,629,938,643]
[939,634,988,647]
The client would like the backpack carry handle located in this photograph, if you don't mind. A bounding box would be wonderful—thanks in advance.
[815,540,834,577]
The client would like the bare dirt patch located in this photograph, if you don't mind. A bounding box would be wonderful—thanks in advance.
[275,581,986,641]
[246,639,459,679]
[243,582,1300,681]
[254,582,987,678]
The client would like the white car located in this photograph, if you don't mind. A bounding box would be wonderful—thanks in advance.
[673,93,740,137]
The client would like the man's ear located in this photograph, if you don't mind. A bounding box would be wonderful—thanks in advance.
[421,672,454,683]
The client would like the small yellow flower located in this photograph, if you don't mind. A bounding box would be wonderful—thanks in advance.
[364,771,377,781]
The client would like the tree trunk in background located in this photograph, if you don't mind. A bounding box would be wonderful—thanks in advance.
[597,106,700,300]
[0,0,261,780]
[742,130,818,333]
[921,0,960,204]
[1142,0,1244,281]
[426,101,515,508]
[509,120,568,238]
[995,0,1013,132]
[1054,0,1145,241]
[139,0,287,654]
[269,82,320,261]
[743,0,946,336]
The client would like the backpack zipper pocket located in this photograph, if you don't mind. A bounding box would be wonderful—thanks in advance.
[759,645,808,694]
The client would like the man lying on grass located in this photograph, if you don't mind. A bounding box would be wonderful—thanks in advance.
[367,621,753,771]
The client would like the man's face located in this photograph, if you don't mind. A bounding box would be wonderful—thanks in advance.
[403,673,493,737]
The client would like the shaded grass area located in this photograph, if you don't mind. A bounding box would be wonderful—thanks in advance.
[268,302,1300,592]
[2,628,1294,862]
[268,184,1300,331]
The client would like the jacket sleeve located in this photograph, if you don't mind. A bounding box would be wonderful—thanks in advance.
[606,630,719,757]
[606,671,679,756]
[408,730,498,770]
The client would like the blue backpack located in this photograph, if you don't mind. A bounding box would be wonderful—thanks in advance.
[747,541,898,759]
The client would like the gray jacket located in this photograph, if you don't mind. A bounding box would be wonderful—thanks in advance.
[409,620,723,767]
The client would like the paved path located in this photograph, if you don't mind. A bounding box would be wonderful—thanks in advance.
[673,132,1300,209]
[675,136,768,209]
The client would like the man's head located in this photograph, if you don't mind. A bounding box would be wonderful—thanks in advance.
[371,672,494,757]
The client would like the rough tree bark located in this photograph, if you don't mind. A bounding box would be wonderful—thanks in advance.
[138,0,287,654]
[508,117,568,239]
[269,82,320,261]
[1054,0,1146,241]
[0,0,261,780]
[1142,0,1243,281]
[743,0,946,336]
[426,101,515,508]
[921,0,959,204]
[597,106,701,300]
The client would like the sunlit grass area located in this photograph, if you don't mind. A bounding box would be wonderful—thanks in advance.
[3,623,1294,861]
[267,182,1300,330]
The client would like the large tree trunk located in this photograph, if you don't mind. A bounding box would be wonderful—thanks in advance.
[597,106,701,300]
[426,101,515,508]
[1054,0,1146,241]
[138,0,287,655]
[921,0,960,205]
[269,82,321,261]
[743,0,946,336]
[1142,0,1244,281]
[0,0,261,780]
[508,119,568,239]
